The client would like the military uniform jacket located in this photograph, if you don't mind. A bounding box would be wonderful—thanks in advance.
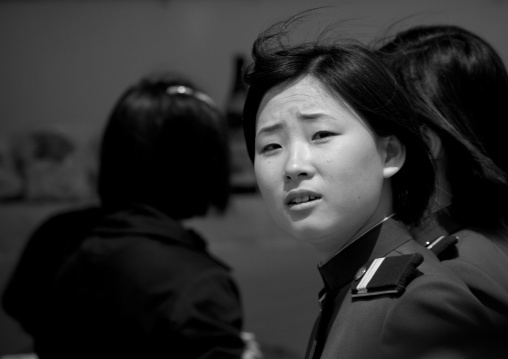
[35,204,245,359]
[306,218,495,359]
[411,207,508,335]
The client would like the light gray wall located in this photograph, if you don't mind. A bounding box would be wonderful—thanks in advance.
[1,0,507,143]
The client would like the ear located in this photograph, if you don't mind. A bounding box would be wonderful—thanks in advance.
[380,136,406,179]
[421,126,444,160]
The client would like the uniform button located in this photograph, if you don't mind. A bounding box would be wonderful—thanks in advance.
[355,266,367,281]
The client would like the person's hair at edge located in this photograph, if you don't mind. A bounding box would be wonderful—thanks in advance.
[375,24,508,227]
[98,73,230,220]
[242,9,435,226]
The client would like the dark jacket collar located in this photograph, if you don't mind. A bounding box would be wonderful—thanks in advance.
[93,204,207,251]
[409,206,464,247]
[317,218,413,292]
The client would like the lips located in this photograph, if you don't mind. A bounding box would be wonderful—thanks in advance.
[286,191,322,206]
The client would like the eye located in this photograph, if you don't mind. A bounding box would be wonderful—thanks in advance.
[261,143,281,154]
[312,131,335,141]
[261,143,281,153]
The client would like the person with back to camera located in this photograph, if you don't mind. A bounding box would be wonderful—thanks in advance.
[18,74,261,359]
[375,24,508,353]
[241,12,498,359]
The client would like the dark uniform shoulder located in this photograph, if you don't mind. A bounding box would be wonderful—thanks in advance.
[425,235,459,260]
[351,253,424,298]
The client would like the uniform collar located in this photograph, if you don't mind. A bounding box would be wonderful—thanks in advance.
[410,205,464,247]
[317,218,413,292]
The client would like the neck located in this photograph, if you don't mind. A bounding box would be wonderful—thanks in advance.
[431,158,452,212]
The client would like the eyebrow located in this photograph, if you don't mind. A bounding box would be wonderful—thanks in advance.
[256,122,284,137]
[256,111,330,137]
[298,112,328,120]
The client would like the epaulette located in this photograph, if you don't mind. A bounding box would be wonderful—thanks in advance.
[351,253,423,298]
[425,235,458,258]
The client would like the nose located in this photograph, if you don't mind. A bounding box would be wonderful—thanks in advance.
[284,144,313,182]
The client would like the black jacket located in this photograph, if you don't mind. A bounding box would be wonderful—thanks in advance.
[31,204,245,359]
[3,205,102,335]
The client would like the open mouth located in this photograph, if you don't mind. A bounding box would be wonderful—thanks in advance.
[288,194,321,206]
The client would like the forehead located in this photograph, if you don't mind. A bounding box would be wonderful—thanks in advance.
[255,76,365,129]
[258,76,333,115]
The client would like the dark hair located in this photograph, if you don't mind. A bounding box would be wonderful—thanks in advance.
[98,74,230,220]
[376,25,508,226]
[242,16,435,225]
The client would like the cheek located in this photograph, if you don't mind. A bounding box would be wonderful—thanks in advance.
[254,161,285,223]
[349,152,387,203]
[254,160,276,194]
[326,144,385,195]
[254,159,287,218]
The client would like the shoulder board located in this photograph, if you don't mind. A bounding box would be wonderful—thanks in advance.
[351,253,423,298]
[425,235,458,258]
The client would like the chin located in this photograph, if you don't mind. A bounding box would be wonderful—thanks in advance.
[287,222,335,244]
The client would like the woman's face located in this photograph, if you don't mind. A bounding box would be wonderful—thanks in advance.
[254,76,402,260]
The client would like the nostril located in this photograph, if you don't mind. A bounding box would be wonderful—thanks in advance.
[285,171,308,181]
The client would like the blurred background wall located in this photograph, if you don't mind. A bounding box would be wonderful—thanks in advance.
[0,0,507,358]
[1,0,508,142]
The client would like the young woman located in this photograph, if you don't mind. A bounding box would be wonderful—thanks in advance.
[242,17,496,359]
[376,24,508,331]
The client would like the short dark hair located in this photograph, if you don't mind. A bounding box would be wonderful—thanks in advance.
[98,74,230,219]
[376,25,508,226]
[242,16,435,226]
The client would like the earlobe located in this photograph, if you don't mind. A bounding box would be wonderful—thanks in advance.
[421,126,443,160]
[382,136,406,179]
